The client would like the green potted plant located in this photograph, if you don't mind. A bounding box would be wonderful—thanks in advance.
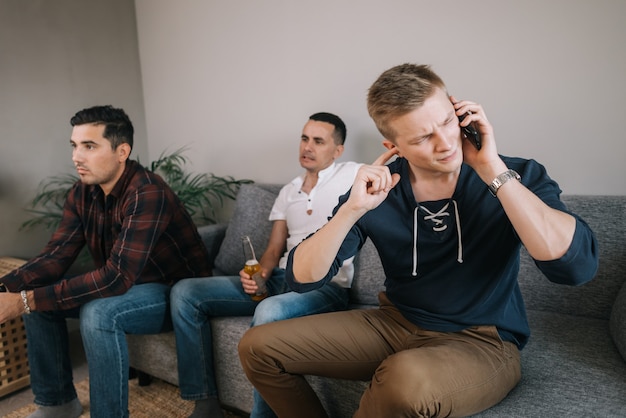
[21,147,252,231]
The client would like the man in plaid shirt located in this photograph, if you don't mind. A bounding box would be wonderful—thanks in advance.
[0,105,211,418]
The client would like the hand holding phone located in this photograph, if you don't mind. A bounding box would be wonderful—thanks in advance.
[458,112,482,150]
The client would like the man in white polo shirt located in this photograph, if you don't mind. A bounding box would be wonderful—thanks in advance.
[170,112,361,418]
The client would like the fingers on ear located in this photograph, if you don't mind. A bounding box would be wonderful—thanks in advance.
[382,140,401,157]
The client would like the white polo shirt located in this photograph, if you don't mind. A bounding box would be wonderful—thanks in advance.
[269,161,361,288]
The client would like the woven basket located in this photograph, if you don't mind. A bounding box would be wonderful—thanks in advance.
[0,257,30,397]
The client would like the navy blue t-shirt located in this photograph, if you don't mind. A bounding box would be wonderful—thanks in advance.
[286,156,598,349]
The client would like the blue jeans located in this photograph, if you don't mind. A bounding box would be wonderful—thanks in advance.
[170,268,349,418]
[170,268,289,401]
[23,283,172,418]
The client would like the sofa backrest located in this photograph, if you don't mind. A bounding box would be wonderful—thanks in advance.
[213,183,283,276]
[351,195,626,317]
[518,195,626,319]
[350,239,385,306]
[216,184,625,318]
[350,195,626,317]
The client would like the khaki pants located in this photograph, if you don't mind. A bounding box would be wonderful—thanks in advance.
[239,292,521,418]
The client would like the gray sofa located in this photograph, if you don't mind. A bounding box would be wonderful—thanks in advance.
[127,183,626,417]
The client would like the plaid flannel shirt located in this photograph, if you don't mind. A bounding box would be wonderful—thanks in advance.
[2,160,211,311]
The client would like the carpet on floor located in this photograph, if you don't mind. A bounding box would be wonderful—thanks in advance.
[3,378,246,417]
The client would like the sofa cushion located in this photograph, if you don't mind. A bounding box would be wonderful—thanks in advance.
[470,310,626,417]
[213,183,283,276]
[610,281,626,361]
[213,316,256,411]
[127,332,179,385]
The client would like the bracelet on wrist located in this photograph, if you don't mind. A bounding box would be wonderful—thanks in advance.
[20,290,31,314]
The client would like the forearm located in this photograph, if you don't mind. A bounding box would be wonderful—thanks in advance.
[2,233,83,291]
[494,175,575,261]
[259,247,283,271]
[472,156,576,261]
[0,290,35,323]
[290,152,398,283]
[259,220,288,272]
[32,265,132,311]
[292,203,363,283]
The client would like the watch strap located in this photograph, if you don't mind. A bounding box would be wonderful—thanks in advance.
[488,169,521,196]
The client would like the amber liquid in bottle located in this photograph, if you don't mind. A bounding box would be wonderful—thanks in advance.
[242,236,267,301]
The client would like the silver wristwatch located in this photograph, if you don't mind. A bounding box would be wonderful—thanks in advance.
[488,169,521,196]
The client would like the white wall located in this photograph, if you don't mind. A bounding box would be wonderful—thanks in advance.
[135,0,626,195]
[0,0,146,258]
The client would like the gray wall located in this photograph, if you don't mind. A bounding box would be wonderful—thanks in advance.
[2,0,625,259]
[0,0,146,258]
[135,0,626,194]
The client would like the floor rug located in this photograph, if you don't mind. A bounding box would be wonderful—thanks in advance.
[3,378,245,417]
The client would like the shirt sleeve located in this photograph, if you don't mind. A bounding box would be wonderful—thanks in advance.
[515,157,599,285]
[535,217,598,285]
[33,184,174,311]
[1,186,86,291]
[268,182,293,222]
[285,192,365,293]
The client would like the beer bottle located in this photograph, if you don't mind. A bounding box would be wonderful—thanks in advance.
[242,236,268,301]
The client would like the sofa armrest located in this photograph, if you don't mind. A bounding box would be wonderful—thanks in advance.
[198,223,228,266]
[610,280,626,362]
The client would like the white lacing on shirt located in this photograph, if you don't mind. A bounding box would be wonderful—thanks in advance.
[452,200,463,264]
[412,207,419,276]
[411,200,464,276]
[422,202,451,231]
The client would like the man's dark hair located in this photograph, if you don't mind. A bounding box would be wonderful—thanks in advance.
[309,112,347,145]
[70,105,134,150]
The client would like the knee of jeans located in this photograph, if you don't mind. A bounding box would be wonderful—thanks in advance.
[170,281,186,313]
[79,300,115,334]
[251,299,287,326]
[170,279,203,313]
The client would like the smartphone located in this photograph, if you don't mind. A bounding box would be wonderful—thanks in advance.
[458,113,482,150]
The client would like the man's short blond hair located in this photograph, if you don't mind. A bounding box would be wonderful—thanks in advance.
[367,64,447,140]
